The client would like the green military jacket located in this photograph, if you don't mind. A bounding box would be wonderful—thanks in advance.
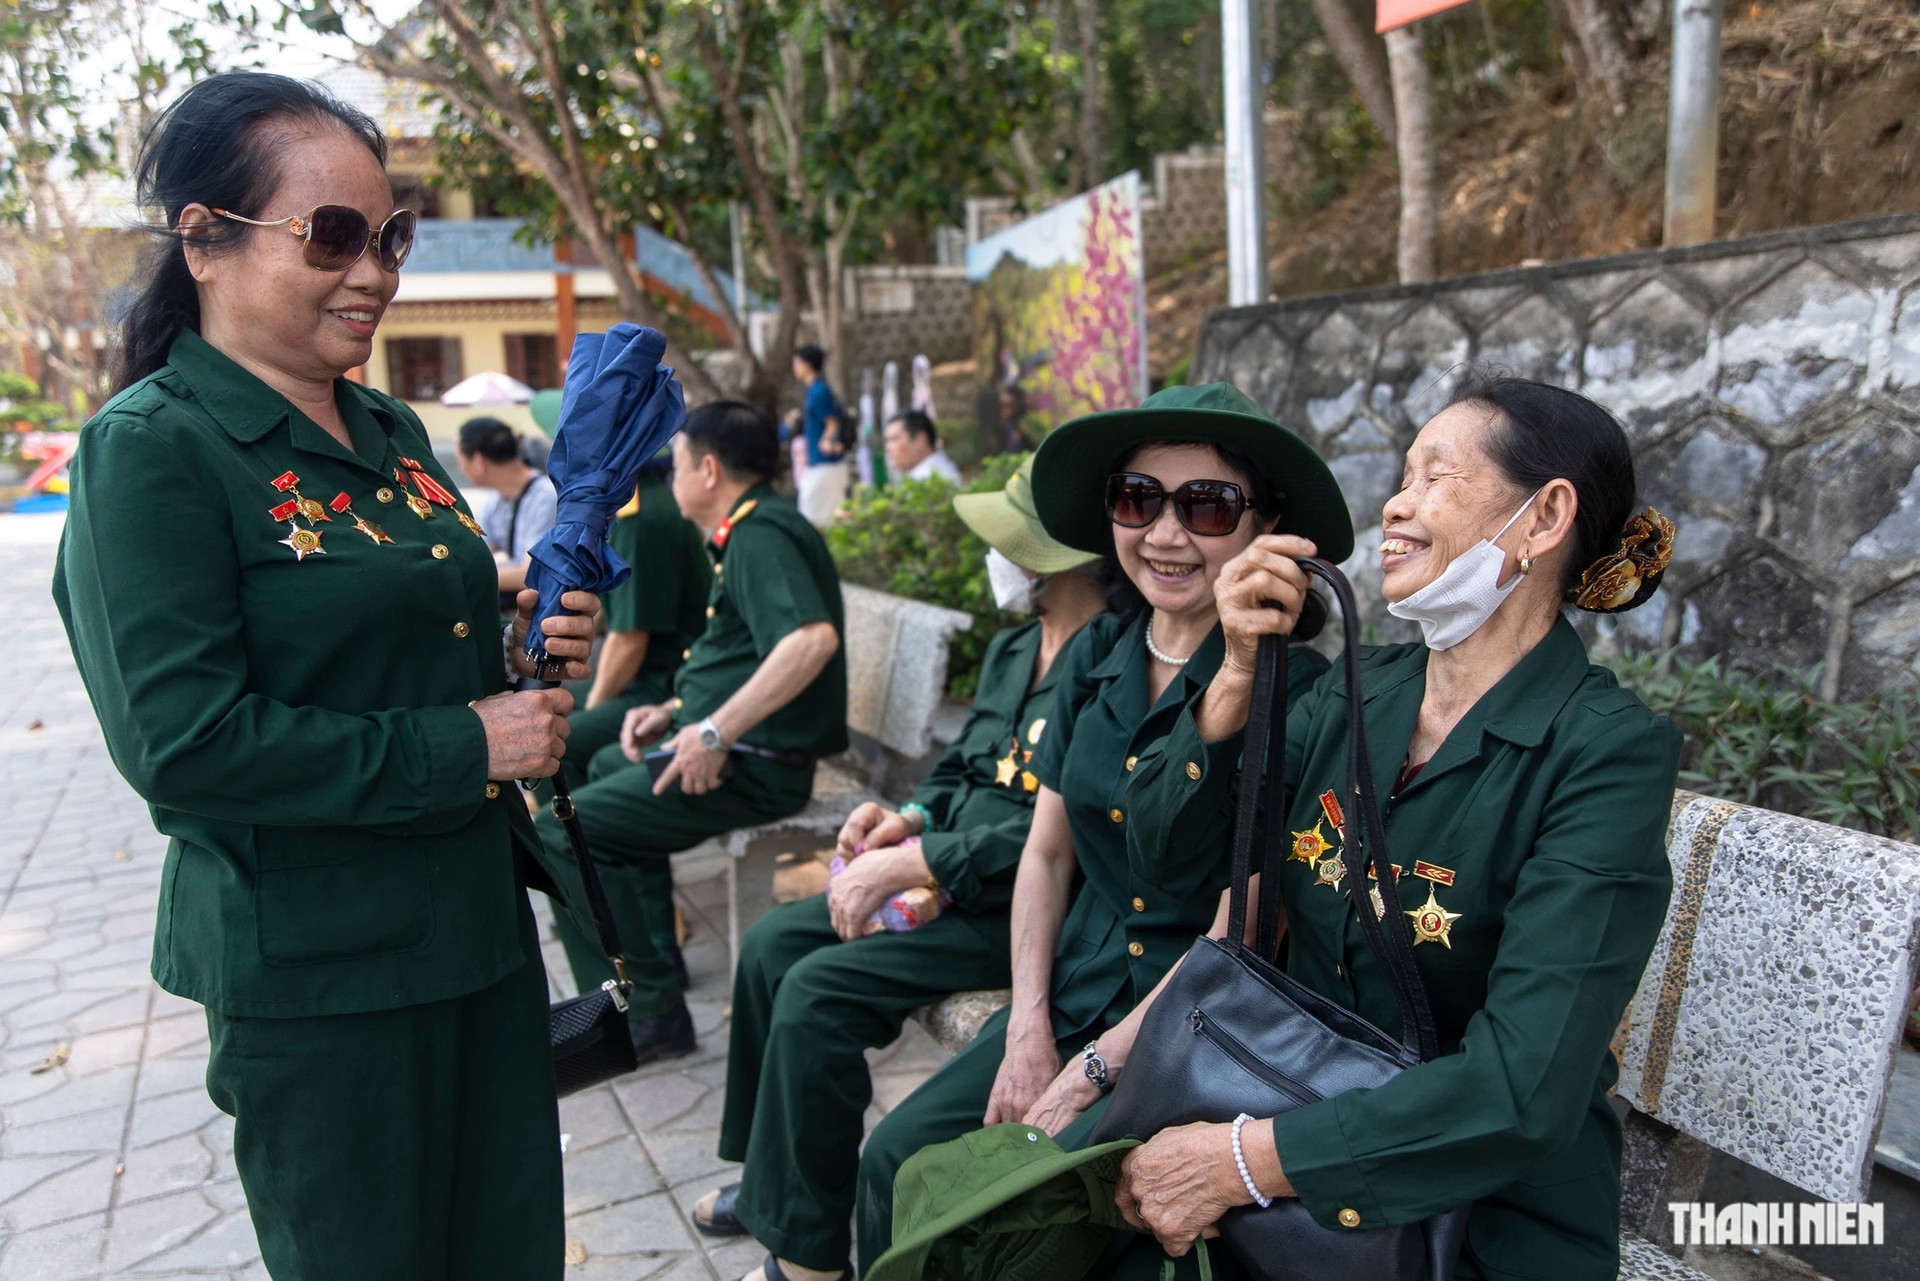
[912,620,1068,914]
[671,482,848,759]
[53,329,536,1018]
[1031,613,1329,1036]
[1157,618,1682,1280]
[605,471,712,698]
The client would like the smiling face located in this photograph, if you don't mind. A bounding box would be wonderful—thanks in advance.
[1379,402,1536,603]
[184,119,399,384]
[1110,442,1267,621]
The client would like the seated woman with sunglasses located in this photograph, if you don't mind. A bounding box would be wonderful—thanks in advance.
[52,73,598,1281]
[1021,374,1683,1281]
[853,383,1354,1268]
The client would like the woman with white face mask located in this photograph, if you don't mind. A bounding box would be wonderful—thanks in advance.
[1047,372,1683,1281]
[695,455,1112,1281]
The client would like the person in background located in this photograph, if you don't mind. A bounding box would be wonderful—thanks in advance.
[541,447,714,990]
[793,343,848,526]
[535,399,847,1066]
[456,414,558,611]
[883,409,961,485]
[690,456,1107,1281]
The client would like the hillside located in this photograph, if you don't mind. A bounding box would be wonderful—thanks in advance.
[1147,0,1920,378]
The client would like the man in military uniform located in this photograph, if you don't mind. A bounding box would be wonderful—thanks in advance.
[536,399,847,1063]
[542,454,712,989]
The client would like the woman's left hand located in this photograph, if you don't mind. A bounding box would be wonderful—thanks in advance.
[507,589,601,681]
[826,844,929,941]
[1113,1121,1251,1257]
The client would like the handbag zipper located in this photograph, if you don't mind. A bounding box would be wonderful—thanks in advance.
[1187,1007,1320,1108]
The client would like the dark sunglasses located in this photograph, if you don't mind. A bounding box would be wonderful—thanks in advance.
[1106,472,1250,537]
[211,205,418,273]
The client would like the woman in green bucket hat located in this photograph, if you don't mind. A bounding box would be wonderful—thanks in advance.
[692,456,1113,1281]
[853,383,1352,1270]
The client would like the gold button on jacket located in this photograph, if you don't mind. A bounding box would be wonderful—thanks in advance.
[1185,760,1202,780]
[1127,941,1144,957]
[1338,1209,1361,1228]
[452,621,471,638]
[431,544,449,560]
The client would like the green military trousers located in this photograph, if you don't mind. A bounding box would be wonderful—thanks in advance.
[541,680,680,971]
[718,896,1012,1271]
[536,749,813,1018]
[204,898,561,1281]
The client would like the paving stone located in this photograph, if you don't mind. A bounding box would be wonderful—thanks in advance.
[564,1134,664,1214]
[559,1086,636,1151]
[3,1065,136,1127]
[2,1105,127,1156]
[124,1208,259,1274]
[612,1069,711,1132]
[115,1133,217,1206]
[566,1189,702,1256]
[99,1189,220,1273]
[0,1210,110,1281]
[124,1088,222,1149]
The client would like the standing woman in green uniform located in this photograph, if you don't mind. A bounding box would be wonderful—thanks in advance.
[854,384,1352,1267]
[51,73,600,1281]
[546,451,712,987]
[692,456,1109,1281]
[1038,375,1683,1281]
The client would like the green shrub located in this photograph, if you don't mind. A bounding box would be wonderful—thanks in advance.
[827,453,1029,699]
[1610,652,1920,843]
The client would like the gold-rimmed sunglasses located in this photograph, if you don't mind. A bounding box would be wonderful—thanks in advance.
[210,204,418,273]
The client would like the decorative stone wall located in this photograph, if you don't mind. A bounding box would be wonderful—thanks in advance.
[1190,212,1920,696]
[839,264,974,382]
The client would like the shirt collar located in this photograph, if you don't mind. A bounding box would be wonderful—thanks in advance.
[167,328,399,448]
[1462,616,1592,749]
[1087,614,1225,708]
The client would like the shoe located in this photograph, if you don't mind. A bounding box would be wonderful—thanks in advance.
[663,944,691,991]
[628,1003,697,1065]
[692,1181,748,1237]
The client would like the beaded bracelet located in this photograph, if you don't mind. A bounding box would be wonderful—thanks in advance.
[1231,1113,1272,1208]
[899,801,933,833]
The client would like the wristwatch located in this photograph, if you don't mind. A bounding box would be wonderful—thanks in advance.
[1082,1041,1114,1094]
[697,717,727,753]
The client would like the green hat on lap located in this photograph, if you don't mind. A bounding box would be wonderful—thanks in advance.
[1029,382,1354,563]
[953,456,1103,575]
[865,1124,1141,1281]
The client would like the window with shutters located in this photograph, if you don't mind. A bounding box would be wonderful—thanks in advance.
[503,333,561,390]
[386,337,463,401]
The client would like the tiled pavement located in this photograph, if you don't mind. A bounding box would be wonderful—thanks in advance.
[0,511,948,1280]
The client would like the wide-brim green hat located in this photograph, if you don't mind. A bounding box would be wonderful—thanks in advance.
[530,388,564,435]
[1029,382,1354,563]
[953,456,1103,575]
[865,1126,1140,1281]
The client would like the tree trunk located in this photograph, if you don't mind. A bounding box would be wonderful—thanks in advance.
[1307,0,1397,150]
[1384,24,1437,284]
[1567,0,1634,114]
[1077,0,1102,189]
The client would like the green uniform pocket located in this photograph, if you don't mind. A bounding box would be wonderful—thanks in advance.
[256,853,437,965]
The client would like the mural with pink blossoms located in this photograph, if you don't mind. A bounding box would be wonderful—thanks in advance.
[964,171,1148,458]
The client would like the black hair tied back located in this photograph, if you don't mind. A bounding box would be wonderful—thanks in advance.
[1448,369,1675,614]
[115,72,387,395]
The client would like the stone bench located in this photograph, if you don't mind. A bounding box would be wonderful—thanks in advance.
[912,790,1920,1279]
[671,583,972,976]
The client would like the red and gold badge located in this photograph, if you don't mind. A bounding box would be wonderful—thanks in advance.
[330,492,394,545]
[279,521,325,561]
[270,471,331,524]
[710,498,759,552]
[1406,886,1463,948]
[1290,819,1333,865]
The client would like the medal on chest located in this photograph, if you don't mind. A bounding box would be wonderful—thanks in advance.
[1404,862,1461,946]
[270,471,332,526]
[394,456,460,522]
[329,492,394,545]
[278,520,325,560]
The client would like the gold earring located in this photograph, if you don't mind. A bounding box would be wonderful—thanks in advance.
[1518,555,1534,575]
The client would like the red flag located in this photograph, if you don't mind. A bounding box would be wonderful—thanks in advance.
[1376,0,1472,32]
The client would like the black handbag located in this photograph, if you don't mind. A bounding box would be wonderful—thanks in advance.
[545,773,640,1097]
[1090,558,1470,1280]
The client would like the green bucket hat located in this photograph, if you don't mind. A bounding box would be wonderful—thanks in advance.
[953,456,1103,575]
[866,1125,1140,1281]
[530,388,564,436]
[1028,382,1354,563]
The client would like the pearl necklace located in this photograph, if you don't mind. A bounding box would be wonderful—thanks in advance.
[1143,616,1193,666]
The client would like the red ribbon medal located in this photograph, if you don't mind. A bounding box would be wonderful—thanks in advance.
[331,491,394,545]
[269,471,330,523]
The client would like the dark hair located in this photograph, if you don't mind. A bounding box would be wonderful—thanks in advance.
[115,73,387,394]
[682,399,781,482]
[458,416,520,463]
[1447,370,1661,611]
[793,344,826,374]
[887,409,938,446]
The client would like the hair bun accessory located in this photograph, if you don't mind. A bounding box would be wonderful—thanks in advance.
[1571,507,1675,613]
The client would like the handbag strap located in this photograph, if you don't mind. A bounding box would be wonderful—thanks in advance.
[1224,558,1441,1061]
[548,771,631,986]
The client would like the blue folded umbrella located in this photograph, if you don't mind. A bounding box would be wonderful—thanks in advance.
[523,324,686,673]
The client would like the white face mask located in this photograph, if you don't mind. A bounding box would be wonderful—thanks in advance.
[986,547,1045,614]
[1386,489,1543,651]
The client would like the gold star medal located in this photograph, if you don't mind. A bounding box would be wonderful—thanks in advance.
[994,742,1020,787]
[329,492,394,545]
[279,521,325,561]
[1290,819,1332,865]
[1406,886,1462,947]
[457,510,486,539]
[1314,855,1347,889]
[271,471,330,523]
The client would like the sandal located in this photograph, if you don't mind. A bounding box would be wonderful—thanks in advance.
[692,1181,748,1237]
[748,1255,853,1281]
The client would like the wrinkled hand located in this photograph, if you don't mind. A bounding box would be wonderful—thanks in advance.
[1021,1052,1104,1137]
[652,722,727,796]
[619,703,675,761]
[506,589,602,681]
[1212,535,1316,675]
[1113,1121,1249,1257]
[983,1027,1061,1127]
[474,687,574,780]
[826,845,927,941]
[835,802,920,860]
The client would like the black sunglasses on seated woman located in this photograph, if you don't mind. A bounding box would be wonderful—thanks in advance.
[211,204,418,273]
[1106,471,1250,536]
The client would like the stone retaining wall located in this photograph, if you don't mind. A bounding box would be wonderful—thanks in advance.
[1190,213,1920,696]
